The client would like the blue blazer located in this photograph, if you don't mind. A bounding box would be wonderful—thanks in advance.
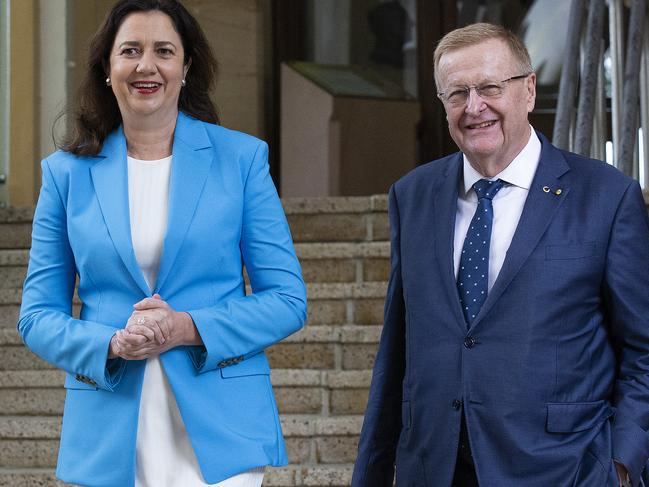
[18,113,307,486]
[352,134,649,487]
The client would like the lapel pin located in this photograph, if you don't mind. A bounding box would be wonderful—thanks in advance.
[542,186,563,196]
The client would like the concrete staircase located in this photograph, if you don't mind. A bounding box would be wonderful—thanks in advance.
[0,197,389,487]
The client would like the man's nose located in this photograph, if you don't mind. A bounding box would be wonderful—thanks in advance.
[465,88,486,115]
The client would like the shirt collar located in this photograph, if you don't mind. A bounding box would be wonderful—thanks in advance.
[461,127,541,196]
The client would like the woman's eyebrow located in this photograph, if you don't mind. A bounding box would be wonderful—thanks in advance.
[117,41,177,48]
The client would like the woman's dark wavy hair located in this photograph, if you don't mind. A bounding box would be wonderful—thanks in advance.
[59,0,219,155]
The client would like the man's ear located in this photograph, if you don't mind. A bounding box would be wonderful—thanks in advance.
[526,72,537,113]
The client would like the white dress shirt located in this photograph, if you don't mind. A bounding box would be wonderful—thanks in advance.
[127,155,264,487]
[453,128,541,291]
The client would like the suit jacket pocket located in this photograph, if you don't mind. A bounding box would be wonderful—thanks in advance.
[546,400,614,433]
[545,242,598,260]
[64,373,98,391]
[220,351,270,378]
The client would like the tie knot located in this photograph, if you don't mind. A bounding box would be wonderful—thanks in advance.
[473,179,504,201]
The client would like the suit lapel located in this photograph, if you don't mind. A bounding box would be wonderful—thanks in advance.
[90,127,151,296]
[154,113,213,292]
[433,154,468,329]
[471,136,571,328]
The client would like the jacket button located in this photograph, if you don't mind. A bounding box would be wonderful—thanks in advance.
[464,336,476,349]
[452,399,463,410]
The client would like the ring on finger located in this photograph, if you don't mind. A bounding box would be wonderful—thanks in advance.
[136,317,146,325]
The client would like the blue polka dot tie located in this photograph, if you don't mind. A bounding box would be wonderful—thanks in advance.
[457,179,505,325]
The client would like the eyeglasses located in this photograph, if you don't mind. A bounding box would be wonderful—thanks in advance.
[437,74,531,106]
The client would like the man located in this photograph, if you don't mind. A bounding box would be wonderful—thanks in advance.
[352,23,649,487]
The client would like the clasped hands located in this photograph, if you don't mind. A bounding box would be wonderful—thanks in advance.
[108,294,199,360]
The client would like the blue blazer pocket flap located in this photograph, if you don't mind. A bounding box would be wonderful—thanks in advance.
[64,373,98,390]
[546,400,614,433]
[220,352,271,378]
[545,242,598,260]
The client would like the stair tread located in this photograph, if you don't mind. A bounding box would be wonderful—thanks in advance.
[1,325,382,350]
[0,368,373,389]
[0,414,364,440]
[0,465,355,487]
[282,195,387,214]
[0,282,389,305]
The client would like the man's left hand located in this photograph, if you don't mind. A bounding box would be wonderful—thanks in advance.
[615,461,631,487]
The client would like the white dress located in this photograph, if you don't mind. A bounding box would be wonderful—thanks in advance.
[127,155,265,487]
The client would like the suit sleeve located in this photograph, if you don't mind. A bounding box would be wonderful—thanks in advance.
[352,185,406,487]
[186,141,307,373]
[17,158,126,391]
[604,180,649,485]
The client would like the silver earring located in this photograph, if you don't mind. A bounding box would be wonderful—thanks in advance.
[105,77,111,86]
[181,79,186,87]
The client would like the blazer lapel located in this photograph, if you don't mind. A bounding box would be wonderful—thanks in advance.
[433,154,468,329]
[154,113,214,292]
[90,127,151,296]
[471,135,571,328]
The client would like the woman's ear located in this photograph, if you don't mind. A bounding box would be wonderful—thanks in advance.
[183,58,192,80]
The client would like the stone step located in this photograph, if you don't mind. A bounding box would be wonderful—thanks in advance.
[0,370,63,388]
[0,324,381,371]
[0,414,362,440]
[0,388,369,418]
[0,243,389,266]
[0,268,25,290]
[0,306,19,329]
[0,208,33,251]
[0,346,54,371]
[0,369,372,416]
[0,282,388,306]
[0,368,372,390]
[0,416,361,477]
[0,325,382,348]
[0,455,355,485]
[0,464,354,487]
[0,468,65,487]
[0,305,80,330]
[0,197,389,249]
[0,287,387,331]
[0,243,390,291]
[0,250,28,266]
[283,196,388,244]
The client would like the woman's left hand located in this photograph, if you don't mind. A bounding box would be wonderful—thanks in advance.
[112,294,202,360]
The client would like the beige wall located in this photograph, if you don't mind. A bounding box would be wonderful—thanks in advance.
[9,0,38,206]
[66,0,266,138]
[184,0,267,137]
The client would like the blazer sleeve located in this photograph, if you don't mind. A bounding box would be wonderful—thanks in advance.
[604,180,649,484]
[17,158,126,391]
[186,141,307,373]
[352,184,406,487]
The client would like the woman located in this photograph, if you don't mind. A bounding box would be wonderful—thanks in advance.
[18,1,306,486]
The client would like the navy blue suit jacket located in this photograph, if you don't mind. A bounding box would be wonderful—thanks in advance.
[352,134,649,487]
